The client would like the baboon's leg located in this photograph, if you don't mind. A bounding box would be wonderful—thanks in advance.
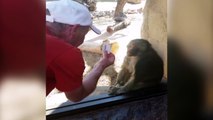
[108,68,130,94]
[116,76,135,94]
[114,0,127,22]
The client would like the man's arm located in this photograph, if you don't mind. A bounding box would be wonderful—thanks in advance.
[65,51,115,102]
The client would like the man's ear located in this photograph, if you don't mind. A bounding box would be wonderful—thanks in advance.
[72,25,80,32]
[46,9,50,15]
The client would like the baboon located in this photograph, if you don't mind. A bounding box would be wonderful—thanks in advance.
[73,0,97,11]
[114,0,142,22]
[114,0,127,22]
[108,39,164,95]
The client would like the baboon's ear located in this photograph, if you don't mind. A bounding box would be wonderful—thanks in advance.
[139,44,148,51]
[138,41,148,51]
[140,40,152,51]
[147,42,151,48]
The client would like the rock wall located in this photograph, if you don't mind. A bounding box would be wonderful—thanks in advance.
[141,0,167,78]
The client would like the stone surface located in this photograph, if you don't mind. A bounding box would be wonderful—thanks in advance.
[141,0,167,78]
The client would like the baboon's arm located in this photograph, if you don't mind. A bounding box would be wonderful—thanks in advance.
[116,76,135,94]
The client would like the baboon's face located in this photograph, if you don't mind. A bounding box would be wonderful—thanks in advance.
[127,42,139,56]
[127,40,150,56]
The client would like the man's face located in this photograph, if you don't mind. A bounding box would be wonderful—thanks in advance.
[62,25,90,47]
[73,26,90,47]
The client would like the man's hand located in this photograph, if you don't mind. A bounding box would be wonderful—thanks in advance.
[65,51,115,102]
[98,51,115,68]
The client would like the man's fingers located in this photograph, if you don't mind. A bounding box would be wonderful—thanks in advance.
[102,51,108,57]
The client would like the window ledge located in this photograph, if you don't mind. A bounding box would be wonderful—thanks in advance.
[46,82,167,119]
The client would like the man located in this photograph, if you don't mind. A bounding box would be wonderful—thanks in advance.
[46,0,115,102]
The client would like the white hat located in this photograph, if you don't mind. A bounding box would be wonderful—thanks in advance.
[46,0,101,34]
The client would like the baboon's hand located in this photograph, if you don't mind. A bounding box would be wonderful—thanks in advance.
[116,87,126,94]
[108,86,119,95]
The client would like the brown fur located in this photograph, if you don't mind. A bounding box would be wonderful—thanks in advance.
[108,39,164,95]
